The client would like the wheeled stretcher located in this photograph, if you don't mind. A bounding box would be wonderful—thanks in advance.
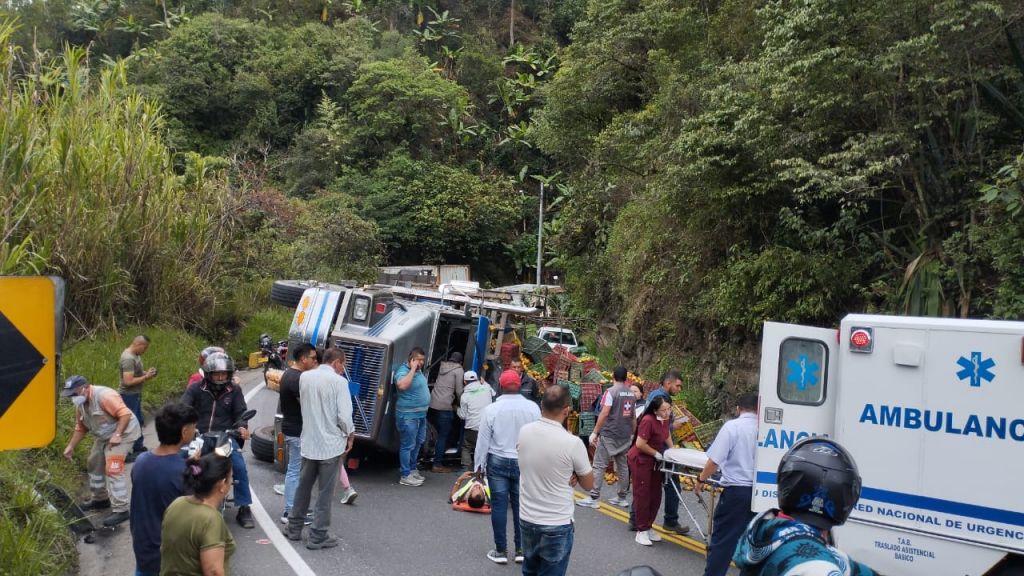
[660,447,721,541]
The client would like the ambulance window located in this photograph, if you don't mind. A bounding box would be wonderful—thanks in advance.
[777,338,827,406]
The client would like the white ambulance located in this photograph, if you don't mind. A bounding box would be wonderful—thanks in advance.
[753,314,1024,575]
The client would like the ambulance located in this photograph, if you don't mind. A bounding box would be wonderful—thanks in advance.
[753,315,1024,575]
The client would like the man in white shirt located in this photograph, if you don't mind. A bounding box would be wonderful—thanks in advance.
[285,347,354,550]
[695,393,758,576]
[475,369,541,565]
[518,385,594,576]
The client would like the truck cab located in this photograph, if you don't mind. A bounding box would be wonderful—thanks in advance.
[280,282,538,455]
[755,315,1024,575]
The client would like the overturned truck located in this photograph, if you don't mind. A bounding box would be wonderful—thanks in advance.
[266,280,540,466]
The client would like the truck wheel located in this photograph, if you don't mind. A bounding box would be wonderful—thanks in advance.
[251,425,275,463]
[270,280,312,308]
[270,279,351,308]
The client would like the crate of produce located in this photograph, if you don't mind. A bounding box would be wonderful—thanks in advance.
[522,336,551,364]
[569,361,584,382]
[582,368,605,384]
[567,411,580,435]
[578,412,596,436]
[580,382,602,411]
[692,419,724,450]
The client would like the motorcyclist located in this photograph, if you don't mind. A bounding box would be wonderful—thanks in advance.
[186,346,225,389]
[179,352,255,529]
[733,437,879,576]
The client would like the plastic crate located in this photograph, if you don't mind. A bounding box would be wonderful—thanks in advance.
[578,412,596,436]
[567,411,580,434]
[522,336,551,364]
[569,361,584,382]
[693,419,724,450]
[580,383,602,411]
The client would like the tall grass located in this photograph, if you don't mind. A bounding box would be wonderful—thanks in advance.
[0,19,238,336]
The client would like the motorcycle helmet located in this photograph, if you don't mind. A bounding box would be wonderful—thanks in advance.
[777,437,862,530]
[202,352,235,389]
[198,346,225,367]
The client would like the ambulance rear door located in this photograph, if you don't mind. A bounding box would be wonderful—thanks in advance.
[753,321,839,513]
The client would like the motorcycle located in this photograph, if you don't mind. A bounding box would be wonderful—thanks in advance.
[258,333,287,375]
[184,409,257,459]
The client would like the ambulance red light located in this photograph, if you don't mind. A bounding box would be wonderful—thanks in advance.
[375,302,387,314]
[849,327,874,353]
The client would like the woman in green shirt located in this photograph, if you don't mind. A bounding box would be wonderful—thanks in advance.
[160,454,236,576]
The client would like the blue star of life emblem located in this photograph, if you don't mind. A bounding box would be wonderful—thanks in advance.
[956,352,995,388]
[786,354,819,391]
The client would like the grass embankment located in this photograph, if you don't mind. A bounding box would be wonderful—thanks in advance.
[0,310,291,575]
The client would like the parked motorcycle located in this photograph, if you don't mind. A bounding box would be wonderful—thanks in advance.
[258,333,287,376]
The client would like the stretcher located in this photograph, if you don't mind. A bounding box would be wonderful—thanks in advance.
[660,447,721,542]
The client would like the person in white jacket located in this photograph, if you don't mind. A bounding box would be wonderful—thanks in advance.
[457,370,494,471]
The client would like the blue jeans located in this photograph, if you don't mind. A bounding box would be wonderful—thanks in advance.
[228,437,252,506]
[521,521,574,576]
[397,414,427,477]
[486,454,521,552]
[704,485,754,576]
[122,393,146,452]
[283,435,301,513]
[428,408,454,466]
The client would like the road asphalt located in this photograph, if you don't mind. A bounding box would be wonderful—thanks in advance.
[75,368,730,575]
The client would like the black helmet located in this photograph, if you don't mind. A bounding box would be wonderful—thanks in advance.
[777,437,861,530]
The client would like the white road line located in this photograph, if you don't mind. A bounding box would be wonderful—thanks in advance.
[244,381,317,576]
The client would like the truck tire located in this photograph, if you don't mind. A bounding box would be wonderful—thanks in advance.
[270,280,312,308]
[270,279,351,308]
[251,425,275,463]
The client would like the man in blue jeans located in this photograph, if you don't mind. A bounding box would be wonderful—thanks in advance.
[179,352,255,528]
[119,335,157,461]
[275,342,319,523]
[518,384,594,575]
[395,347,430,486]
[475,370,540,564]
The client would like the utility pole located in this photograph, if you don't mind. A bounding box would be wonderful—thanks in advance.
[536,181,543,287]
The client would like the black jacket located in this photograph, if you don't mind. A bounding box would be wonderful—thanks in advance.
[181,380,248,434]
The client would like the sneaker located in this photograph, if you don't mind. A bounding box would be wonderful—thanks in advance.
[514,549,524,563]
[575,496,599,509]
[486,550,508,564]
[236,505,255,529]
[431,465,453,473]
[608,496,630,507]
[80,498,111,511]
[635,531,653,546]
[339,487,358,505]
[400,474,424,486]
[281,512,313,525]
[306,534,339,550]
[648,529,663,542]
[662,523,690,536]
[102,510,130,527]
[411,470,425,480]
[273,484,285,496]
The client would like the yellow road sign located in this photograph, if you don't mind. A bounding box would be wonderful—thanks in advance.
[0,277,58,450]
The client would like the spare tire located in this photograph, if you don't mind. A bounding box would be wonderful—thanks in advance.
[270,280,352,308]
[270,280,313,308]
[251,425,275,463]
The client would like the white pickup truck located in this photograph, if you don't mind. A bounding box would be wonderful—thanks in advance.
[536,326,587,355]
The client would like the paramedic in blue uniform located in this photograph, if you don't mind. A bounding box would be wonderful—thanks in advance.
[694,393,758,576]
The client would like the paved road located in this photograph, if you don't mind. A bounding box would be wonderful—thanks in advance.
[80,369,729,575]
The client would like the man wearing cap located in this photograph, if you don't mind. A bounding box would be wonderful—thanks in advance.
[475,369,541,564]
[458,369,494,471]
[428,351,464,473]
[62,374,142,527]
